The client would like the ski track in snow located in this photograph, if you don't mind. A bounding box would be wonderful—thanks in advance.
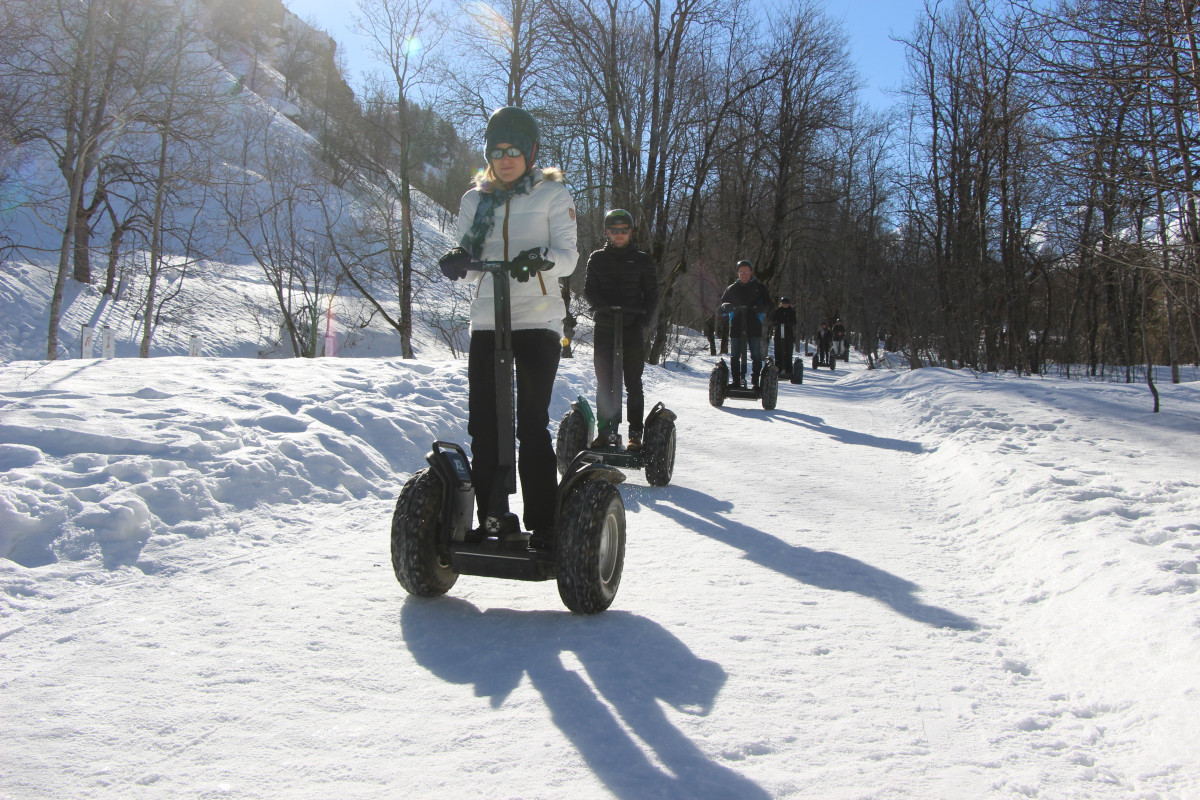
[1,353,1198,799]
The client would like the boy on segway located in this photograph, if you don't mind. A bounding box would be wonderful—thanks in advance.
[719,260,771,389]
[584,209,659,451]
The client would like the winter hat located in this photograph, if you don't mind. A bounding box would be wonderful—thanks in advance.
[780,297,791,304]
[604,208,634,228]
[736,259,753,271]
[486,106,539,163]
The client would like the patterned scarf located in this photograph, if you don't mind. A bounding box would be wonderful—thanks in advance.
[459,172,539,258]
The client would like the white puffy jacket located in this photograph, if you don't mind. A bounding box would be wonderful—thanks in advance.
[456,169,578,334]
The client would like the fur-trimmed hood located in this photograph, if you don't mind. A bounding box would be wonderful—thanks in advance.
[474,166,565,192]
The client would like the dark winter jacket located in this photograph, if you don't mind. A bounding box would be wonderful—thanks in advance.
[584,242,659,330]
[719,278,771,337]
[817,325,833,350]
[770,304,796,340]
[832,321,846,341]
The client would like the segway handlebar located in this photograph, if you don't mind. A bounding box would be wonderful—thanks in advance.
[471,259,511,273]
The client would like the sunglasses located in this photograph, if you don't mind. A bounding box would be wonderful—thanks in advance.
[488,145,524,160]
[606,226,632,234]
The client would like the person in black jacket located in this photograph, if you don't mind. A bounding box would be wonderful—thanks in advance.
[583,209,659,450]
[816,322,833,360]
[719,260,771,388]
[831,318,847,359]
[771,297,797,377]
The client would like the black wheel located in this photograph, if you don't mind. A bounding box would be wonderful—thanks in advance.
[791,359,804,384]
[391,468,457,596]
[812,355,819,370]
[708,363,728,407]
[829,353,836,370]
[555,407,589,476]
[556,480,625,614]
[761,369,778,410]
[643,415,676,486]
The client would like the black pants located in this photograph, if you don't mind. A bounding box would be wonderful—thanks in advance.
[468,329,560,531]
[774,335,793,368]
[730,335,762,384]
[594,324,645,435]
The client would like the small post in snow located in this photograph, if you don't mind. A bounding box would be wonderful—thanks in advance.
[100,326,115,359]
[80,324,95,358]
[323,298,337,357]
[189,334,202,357]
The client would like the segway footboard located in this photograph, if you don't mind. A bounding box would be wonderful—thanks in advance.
[451,539,555,581]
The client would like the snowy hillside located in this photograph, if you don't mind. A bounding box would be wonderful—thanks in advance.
[2,351,1198,799]
[0,0,461,364]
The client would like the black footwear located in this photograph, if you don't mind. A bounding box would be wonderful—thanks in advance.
[529,527,555,551]
[627,429,642,451]
[591,432,618,449]
[483,512,520,539]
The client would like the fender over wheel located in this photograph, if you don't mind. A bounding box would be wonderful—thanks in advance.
[643,415,676,486]
[555,407,589,476]
[556,479,626,614]
[760,369,779,410]
[391,468,458,596]
[708,362,728,407]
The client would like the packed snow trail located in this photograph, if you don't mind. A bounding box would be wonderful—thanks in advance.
[1,354,1197,799]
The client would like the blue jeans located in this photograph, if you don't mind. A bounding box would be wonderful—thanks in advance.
[730,335,761,384]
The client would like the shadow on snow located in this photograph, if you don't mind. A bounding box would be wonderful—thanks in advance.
[628,484,977,631]
[710,406,925,454]
[400,597,770,800]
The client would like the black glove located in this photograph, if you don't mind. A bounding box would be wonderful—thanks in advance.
[438,247,476,281]
[508,248,553,282]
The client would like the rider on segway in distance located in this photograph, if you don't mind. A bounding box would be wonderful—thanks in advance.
[584,208,659,451]
[719,260,771,390]
[832,318,847,360]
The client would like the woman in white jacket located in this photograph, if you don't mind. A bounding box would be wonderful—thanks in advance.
[438,107,578,546]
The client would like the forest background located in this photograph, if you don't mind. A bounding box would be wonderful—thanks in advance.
[2,0,1198,389]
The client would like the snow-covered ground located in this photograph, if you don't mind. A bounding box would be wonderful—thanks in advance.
[2,350,1197,799]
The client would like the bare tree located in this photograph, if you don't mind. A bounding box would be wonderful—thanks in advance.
[354,0,446,358]
[441,0,555,119]
[222,109,338,358]
[1,0,181,358]
[130,12,230,356]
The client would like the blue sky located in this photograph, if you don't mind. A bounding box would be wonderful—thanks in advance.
[284,0,927,112]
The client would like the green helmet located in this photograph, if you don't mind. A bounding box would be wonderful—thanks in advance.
[486,106,539,163]
[604,209,634,229]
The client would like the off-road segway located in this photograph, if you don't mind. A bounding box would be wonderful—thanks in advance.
[391,262,628,614]
[812,344,836,371]
[790,356,805,384]
[555,307,677,486]
[708,305,778,410]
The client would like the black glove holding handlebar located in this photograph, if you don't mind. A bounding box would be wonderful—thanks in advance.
[438,247,478,281]
[507,248,554,282]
